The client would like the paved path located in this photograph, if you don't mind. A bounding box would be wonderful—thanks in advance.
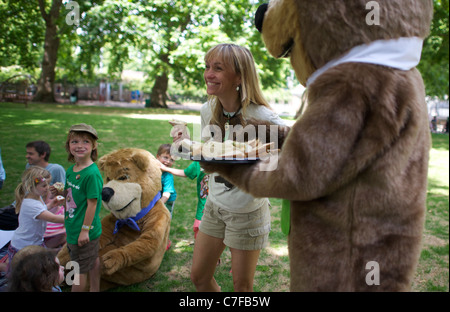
[75,100,203,124]
[76,99,202,111]
[75,100,295,126]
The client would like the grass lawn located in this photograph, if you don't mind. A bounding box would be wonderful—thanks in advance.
[0,102,448,292]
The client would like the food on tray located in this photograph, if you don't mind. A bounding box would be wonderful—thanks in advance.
[179,139,202,157]
[53,182,65,192]
[178,138,276,160]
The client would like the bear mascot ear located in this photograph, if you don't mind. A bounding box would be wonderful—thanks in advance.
[131,151,150,172]
[98,155,107,171]
[98,152,122,172]
[254,0,315,86]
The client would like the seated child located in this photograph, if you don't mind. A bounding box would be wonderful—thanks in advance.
[7,167,65,271]
[8,245,64,292]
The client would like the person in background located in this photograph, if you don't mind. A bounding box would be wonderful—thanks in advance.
[1,140,66,230]
[156,143,178,250]
[25,140,65,190]
[25,140,66,248]
[159,161,208,240]
[156,144,177,216]
[0,148,5,190]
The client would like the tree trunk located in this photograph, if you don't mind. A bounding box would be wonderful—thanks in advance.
[34,0,62,103]
[150,72,169,108]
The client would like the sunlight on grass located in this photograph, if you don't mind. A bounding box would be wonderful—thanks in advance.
[413,134,450,292]
[266,245,289,257]
[173,239,195,252]
[22,119,60,126]
[0,103,448,292]
[126,113,201,124]
[428,148,449,196]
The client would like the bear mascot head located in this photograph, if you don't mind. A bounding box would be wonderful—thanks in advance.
[58,148,171,290]
[201,0,433,291]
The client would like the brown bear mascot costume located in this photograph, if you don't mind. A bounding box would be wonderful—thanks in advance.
[58,148,171,290]
[201,0,433,291]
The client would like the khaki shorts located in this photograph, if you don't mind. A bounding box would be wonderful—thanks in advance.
[199,199,271,250]
[67,238,99,274]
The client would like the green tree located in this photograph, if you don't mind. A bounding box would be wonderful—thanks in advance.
[34,1,106,102]
[138,0,217,107]
[0,1,103,102]
[216,0,292,90]
[33,0,63,102]
[72,0,290,108]
[1,0,446,104]
[70,0,216,107]
[418,0,449,98]
[0,1,44,70]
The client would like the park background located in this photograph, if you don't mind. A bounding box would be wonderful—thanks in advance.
[0,0,448,292]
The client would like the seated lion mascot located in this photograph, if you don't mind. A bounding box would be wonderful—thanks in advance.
[58,148,171,290]
[201,0,433,291]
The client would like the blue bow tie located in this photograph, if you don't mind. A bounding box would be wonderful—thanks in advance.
[113,192,161,234]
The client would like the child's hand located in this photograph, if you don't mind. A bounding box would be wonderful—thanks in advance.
[78,229,90,246]
[47,195,65,209]
[157,160,168,171]
[193,219,201,237]
[49,185,59,198]
[170,124,190,143]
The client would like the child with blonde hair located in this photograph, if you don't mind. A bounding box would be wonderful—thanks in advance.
[7,167,65,270]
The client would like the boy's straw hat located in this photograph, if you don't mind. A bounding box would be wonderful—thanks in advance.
[69,123,98,139]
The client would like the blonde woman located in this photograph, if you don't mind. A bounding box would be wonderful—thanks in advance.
[190,43,287,292]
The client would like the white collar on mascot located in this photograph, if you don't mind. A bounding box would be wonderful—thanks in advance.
[306,37,424,87]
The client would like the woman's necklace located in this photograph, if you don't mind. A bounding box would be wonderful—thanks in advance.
[224,112,232,142]
[223,109,240,141]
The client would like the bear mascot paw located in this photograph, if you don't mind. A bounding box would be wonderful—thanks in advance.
[202,0,433,291]
[57,148,171,290]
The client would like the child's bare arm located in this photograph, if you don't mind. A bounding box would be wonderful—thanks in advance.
[78,198,97,246]
[161,192,170,203]
[161,166,186,177]
[37,210,65,223]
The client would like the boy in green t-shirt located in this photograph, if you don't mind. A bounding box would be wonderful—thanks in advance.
[60,123,103,292]
[159,161,209,239]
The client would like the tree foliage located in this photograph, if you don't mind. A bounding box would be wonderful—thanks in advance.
[0,0,448,105]
[0,0,44,69]
[72,0,290,107]
[418,0,449,98]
